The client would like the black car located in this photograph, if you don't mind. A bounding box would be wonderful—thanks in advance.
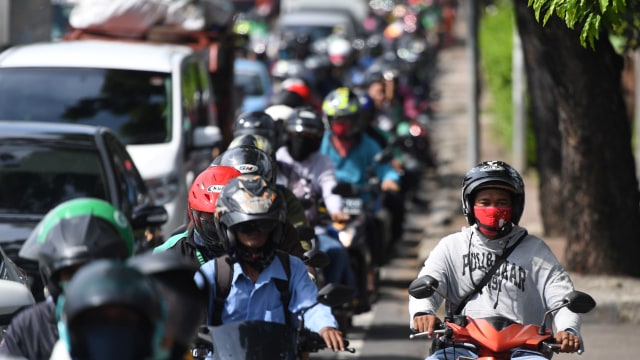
[0,121,168,301]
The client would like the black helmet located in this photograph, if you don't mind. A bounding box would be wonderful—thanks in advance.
[232,111,277,147]
[214,175,287,254]
[127,251,208,357]
[285,106,325,161]
[212,145,276,183]
[322,87,362,139]
[59,259,165,360]
[461,160,525,226]
[228,133,274,157]
[19,198,134,299]
[285,106,325,137]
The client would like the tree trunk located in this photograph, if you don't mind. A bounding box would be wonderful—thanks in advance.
[513,0,565,237]
[514,1,640,276]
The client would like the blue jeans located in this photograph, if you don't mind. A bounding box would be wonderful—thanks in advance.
[316,233,356,290]
[427,347,548,359]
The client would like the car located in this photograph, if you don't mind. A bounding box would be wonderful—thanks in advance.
[0,39,223,239]
[0,121,168,301]
[266,7,364,61]
[235,58,273,113]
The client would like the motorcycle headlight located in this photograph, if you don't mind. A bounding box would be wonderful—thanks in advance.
[145,173,180,206]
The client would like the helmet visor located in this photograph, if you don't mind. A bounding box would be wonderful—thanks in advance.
[70,307,155,360]
[193,211,218,246]
[232,219,278,234]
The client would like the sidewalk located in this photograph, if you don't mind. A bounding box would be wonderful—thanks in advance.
[418,17,640,325]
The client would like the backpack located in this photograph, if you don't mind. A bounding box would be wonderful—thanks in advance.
[211,250,292,326]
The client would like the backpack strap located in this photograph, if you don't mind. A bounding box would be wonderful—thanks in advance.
[273,250,292,328]
[212,254,233,326]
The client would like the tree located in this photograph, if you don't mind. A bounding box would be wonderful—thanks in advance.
[514,0,640,276]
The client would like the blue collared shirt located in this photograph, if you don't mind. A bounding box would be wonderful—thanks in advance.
[198,254,338,333]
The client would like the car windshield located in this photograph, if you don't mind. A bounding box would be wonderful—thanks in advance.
[235,71,264,96]
[0,68,172,145]
[0,143,108,215]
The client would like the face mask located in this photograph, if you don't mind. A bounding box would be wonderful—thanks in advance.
[288,136,321,161]
[330,121,352,138]
[474,206,512,237]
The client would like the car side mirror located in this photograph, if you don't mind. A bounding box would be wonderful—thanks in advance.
[0,280,35,326]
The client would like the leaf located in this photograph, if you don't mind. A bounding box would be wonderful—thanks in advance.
[543,0,557,25]
[530,0,545,22]
[600,0,610,13]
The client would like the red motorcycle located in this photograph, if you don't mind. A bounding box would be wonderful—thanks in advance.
[408,275,596,360]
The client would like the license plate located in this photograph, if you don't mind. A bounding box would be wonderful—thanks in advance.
[343,197,363,215]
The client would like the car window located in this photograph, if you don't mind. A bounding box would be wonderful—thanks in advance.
[104,132,149,216]
[0,68,172,145]
[0,142,108,215]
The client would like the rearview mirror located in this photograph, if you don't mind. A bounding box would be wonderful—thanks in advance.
[565,290,597,314]
[131,205,169,228]
[408,275,439,299]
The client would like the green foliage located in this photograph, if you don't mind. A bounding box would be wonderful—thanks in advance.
[479,1,538,165]
[479,2,514,151]
[528,0,639,49]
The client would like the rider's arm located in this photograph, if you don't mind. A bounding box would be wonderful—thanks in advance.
[287,256,339,333]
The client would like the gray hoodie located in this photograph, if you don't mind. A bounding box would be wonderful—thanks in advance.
[409,225,580,336]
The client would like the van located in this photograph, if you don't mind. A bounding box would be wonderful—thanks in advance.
[0,39,223,238]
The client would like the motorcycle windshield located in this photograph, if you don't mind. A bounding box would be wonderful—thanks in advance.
[209,320,298,359]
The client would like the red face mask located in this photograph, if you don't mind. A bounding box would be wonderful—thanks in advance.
[331,121,352,138]
[473,206,512,236]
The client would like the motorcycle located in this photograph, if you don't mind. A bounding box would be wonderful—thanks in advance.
[191,283,356,359]
[408,275,597,360]
[327,176,388,315]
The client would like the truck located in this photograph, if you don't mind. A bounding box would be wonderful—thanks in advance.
[0,7,238,239]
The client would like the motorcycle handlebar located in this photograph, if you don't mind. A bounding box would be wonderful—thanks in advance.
[299,330,356,354]
[409,328,449,339]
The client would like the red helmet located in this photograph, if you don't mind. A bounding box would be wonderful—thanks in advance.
[188,166,242,247]
[281,77,311,104]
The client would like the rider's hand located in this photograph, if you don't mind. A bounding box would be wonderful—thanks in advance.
[412,313,441,338]
[555,330,580,353]
[330,211,349,222]
[319,327,345,352]
[381,179,400,192]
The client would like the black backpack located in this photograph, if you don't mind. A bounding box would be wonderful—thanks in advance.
[211,250,292,326]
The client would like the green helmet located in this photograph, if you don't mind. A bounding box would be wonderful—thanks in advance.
[19,197,134,299]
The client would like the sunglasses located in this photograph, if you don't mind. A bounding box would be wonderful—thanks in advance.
[233,220,278,234]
